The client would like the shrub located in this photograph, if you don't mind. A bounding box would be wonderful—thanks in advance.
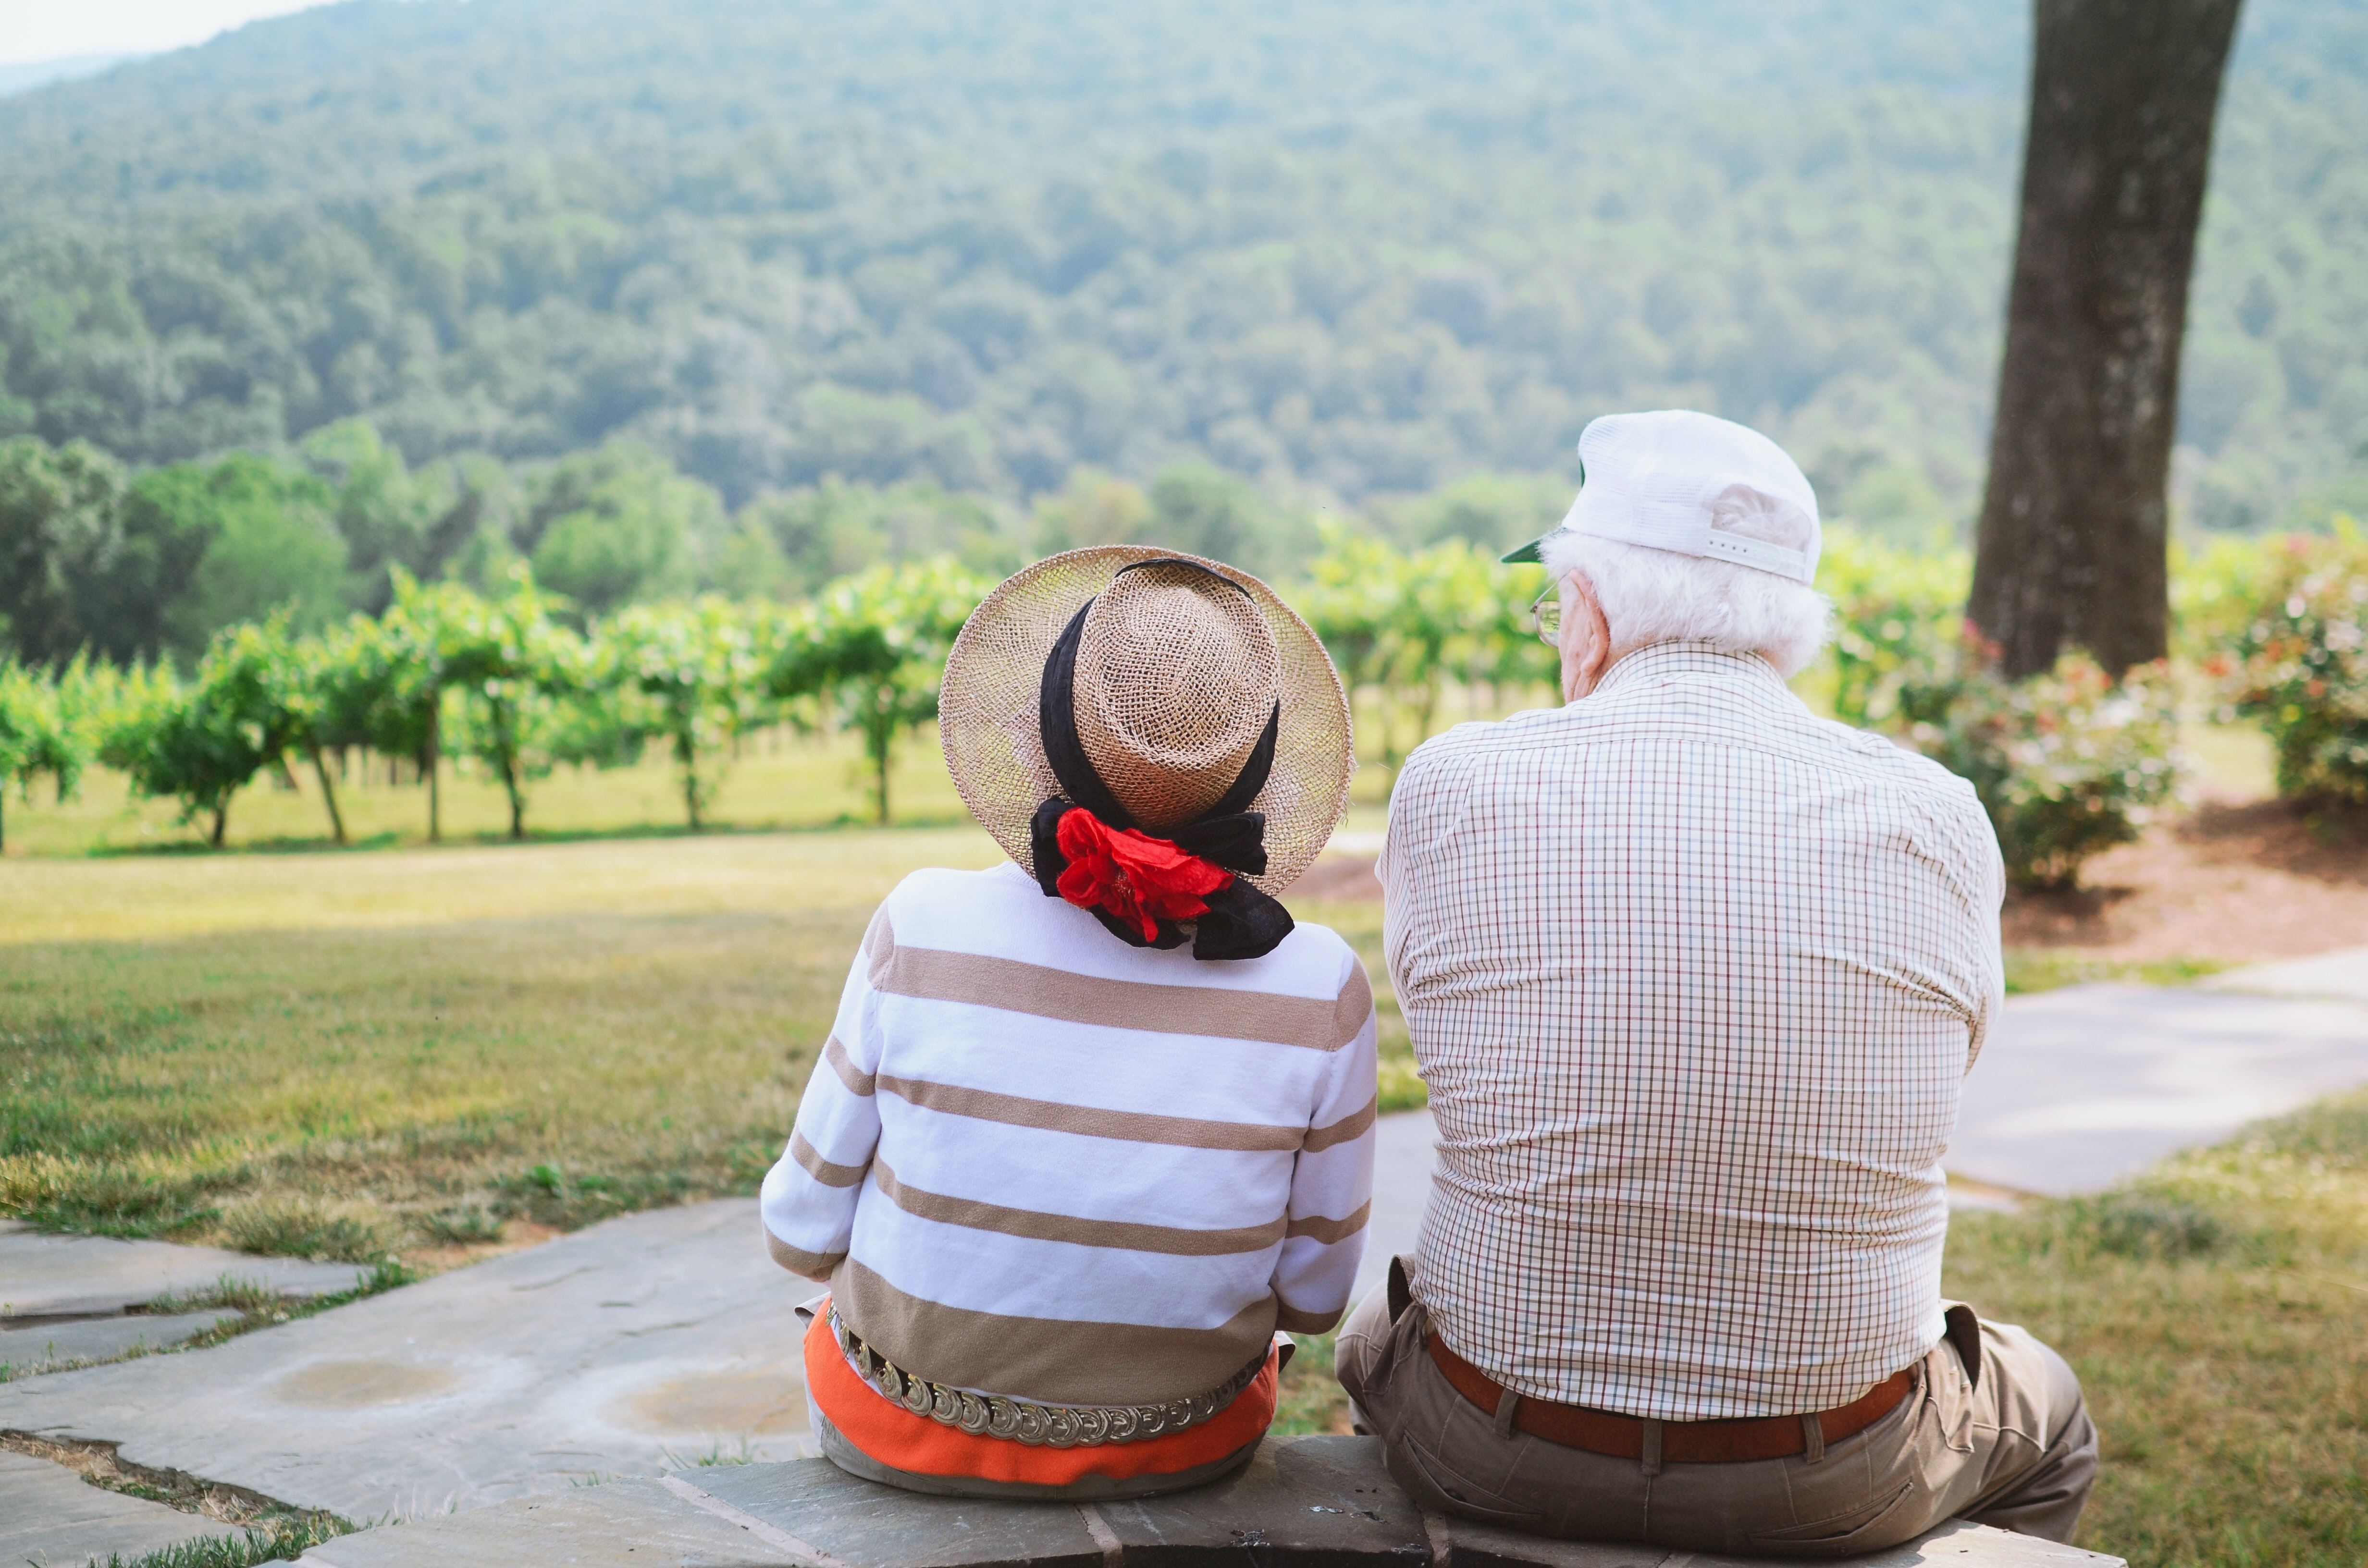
[1813,527,1970,728]
[1900,635,2181,891]
[2221,519,2368,805]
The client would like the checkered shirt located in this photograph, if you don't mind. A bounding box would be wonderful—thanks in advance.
[1379,641,2004,1420]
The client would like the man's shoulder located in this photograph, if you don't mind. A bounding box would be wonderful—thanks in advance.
[1397,708,1572,782]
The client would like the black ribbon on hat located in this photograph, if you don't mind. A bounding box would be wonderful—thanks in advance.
[1028,564,1295,961]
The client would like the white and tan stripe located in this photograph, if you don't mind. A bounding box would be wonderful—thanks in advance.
[760,860,1379,1408]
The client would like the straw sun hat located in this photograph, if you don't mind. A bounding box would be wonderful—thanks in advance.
[939,547,1354,960]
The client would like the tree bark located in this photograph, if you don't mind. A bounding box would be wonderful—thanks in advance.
[309,745,347,845]
[1970,0,2244,677]
[426,698,442,843]
[210,803,228,847]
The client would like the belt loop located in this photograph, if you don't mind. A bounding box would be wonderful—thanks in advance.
[1800,1411,1826,1464]
[1492,1389,1521,1440]
[1640,1418,1663,1477]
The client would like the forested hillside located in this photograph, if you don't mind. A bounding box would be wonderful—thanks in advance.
[0,0,2363,539]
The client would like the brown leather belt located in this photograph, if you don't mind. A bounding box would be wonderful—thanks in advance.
[1425,1334,1915,1464]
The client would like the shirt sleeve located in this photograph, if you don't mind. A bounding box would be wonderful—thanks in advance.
[1271,953,1380,1334]
[759,903,889,1279]
[1962,806,2008,1074]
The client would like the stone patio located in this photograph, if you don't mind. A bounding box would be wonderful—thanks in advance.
[0,1449,244,1568]
[0,1199,813,1526]
[292,1435,2122,1567]
[0,1307,243,1375]
[0,1220,365,1319]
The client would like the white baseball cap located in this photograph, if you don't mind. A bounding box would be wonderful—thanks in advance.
[1502,410,1821,583]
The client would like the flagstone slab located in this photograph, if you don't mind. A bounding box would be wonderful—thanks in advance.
[1357,1107,1436,1299]
[2201,946,2368,1005]
[300,1477,798,1568]
[0,1200,813,1524]
[1948,983,2368,1196]
[0,1309,243,1374]
[0,1448,244,1568]
[0,1222,366,1319]
[296,1437,2121,1567]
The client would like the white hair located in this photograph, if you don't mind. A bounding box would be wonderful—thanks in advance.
[1540,490,1832,677]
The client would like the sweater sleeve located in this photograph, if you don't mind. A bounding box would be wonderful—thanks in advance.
[759,904,889,1279]
[1271,952,1380,1334]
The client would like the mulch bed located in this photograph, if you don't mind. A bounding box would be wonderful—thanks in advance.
[2005,798,2368,965]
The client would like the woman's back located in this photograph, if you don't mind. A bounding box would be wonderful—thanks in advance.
[765,861,1376,1409]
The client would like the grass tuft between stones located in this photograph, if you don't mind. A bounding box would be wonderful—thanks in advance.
[91,1517,353,1568]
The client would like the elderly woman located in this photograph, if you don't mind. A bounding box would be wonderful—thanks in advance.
[761,549,1377,1500]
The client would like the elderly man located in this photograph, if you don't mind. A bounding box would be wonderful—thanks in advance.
[1337,411,2097,1556]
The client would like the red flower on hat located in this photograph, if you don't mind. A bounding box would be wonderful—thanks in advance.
[1053,808,1233,942]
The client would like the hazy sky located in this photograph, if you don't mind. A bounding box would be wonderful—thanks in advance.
[1,0,341,66]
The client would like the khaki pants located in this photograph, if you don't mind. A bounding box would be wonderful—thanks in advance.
[1335,1272,2097,1558]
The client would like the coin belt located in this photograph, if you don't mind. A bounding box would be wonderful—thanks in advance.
[828,1306,1267,1448]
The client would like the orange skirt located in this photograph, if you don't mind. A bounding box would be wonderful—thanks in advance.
[802,1304,1278,1486]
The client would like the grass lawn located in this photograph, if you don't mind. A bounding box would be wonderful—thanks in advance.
[0,826,1412,1259]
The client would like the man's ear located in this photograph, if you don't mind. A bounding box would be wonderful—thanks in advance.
[1561,572,1614,701]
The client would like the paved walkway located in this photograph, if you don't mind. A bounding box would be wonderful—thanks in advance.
[0,1200,812,1525]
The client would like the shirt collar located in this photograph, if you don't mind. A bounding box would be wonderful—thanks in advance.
[1588,640,1791,703]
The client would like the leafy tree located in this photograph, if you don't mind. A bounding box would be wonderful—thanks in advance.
[0,437,126,666]
[300,419,481,615]
[808,560,990,825]
[599,597,771,830]
[1029,469,1154,557]
[128,455,351,660]
[737,478,1022,596]
[0,658,86,851]
[102,623,310,847]
[433,568,582,840]
[521,444,727,620]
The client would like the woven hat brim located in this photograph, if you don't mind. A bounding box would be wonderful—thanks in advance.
[939,546,1355,896]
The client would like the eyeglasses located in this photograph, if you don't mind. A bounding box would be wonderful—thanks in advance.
[1530,585,1562,647]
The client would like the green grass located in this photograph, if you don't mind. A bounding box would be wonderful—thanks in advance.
[0,829,1003,1253]
[0,727,973,859]
[2005,951,2232,995]
[90,1516,353,1568]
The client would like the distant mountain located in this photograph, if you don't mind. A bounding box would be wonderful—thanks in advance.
[0,54,140,99]
[0,0,2362,531]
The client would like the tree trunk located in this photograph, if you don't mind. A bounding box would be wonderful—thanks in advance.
[309,745,348,845]
[1,789,8,853]
[1969,0,2244,678]
[426,698,443,843]
[210,803,228,847]
[680,736,703,832]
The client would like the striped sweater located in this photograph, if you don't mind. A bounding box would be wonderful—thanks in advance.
[762,860,1379,1409]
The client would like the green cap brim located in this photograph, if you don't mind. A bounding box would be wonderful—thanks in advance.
[1499,537,1546,564]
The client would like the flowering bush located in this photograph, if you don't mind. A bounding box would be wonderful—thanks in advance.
[2222,521,2368,805]
[1899,635,2182,891]
[1812,528,1970,729]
